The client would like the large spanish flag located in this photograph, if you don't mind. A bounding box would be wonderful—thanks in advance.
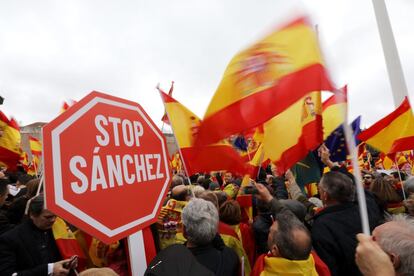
[195,16,334,146]
[322,86,347,139]
[159,91,249,176]
[358,97,414,154]
[29,136,42,156]
[0,111,21,169]
[263,91,323,174]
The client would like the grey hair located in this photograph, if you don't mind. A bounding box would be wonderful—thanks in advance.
[377,215,414,276]
[319,171,355,203]
[191,185,206,198]
[270,210,312,260]
[170,175,184,189]
[182,198,219,246]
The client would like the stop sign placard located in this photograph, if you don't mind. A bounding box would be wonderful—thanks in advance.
[43,91,171,243]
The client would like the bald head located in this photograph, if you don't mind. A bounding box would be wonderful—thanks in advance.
[268,211,311,260]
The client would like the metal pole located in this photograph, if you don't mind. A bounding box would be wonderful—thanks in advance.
[371,0,409,107]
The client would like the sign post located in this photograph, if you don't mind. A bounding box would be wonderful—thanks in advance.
[43,91,171,272]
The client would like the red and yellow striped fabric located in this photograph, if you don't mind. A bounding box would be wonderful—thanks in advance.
[358,97,414,154]
[159,90,249,175]
[195,17,334,146]
[29,136,42,156]
[0,111,21,169]
[52,217,87,271]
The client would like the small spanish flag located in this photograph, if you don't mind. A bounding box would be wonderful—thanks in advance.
[29,136,42,156]
[358,97,414,154]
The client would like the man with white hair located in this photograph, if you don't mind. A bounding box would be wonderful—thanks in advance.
[182,198,239,275]
[371,215,414,276]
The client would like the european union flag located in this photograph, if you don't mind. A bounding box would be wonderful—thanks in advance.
[325,116,361,162]
[233,135,248,151]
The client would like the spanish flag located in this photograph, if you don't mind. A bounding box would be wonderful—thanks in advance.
[159,91,249,176]
[160,82,174,125]
[52,217,87,271]
[0,111,21,169]
[358,97,414,154]
[29,136,42,156]
[195,16,334,146]
[263,91,323,174]
[322,85,347,139]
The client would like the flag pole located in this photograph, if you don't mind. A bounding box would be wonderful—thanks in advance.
[394,155,407,200]
[371,0,409,107]
[338,89,371,235]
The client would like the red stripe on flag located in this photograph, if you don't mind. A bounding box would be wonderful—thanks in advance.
[9,118,20,131]
[0,147,20,170]
[236,194,253,208]
[322,85,347,111]
[218,222,240,240]
[278,16,310,30]
[196,64,333,146]
[159,90,177,103]
[181,145,251,176]
[29,136,40,142]
[389,136,414,153]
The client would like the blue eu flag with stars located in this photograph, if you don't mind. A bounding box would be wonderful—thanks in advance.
[325,116,361,162]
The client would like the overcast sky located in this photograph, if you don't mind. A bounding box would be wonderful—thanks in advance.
[0,0,413,130]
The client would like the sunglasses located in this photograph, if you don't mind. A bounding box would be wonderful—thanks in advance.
[363,176,372,179]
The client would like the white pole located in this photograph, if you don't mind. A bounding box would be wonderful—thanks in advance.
[128,231,147,276]
[336,90,371,235]
[371,0,408,107]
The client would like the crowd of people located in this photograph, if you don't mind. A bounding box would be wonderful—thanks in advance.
[0,144,413,275]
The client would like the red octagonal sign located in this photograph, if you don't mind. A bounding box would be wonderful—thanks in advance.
[43,91,171,243]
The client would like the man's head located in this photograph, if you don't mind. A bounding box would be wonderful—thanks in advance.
[171,185,190,201]
[28,194,57,230]
[267,211,312,260]
[362,173,374,188]
[279,199,307,222]
[372,215,414,276]
[319,171,355,206]
[170,175,184,190]
[197,191,219,210]
[223,172,233,184]
[182,198,218,246]
[219,200,241,226]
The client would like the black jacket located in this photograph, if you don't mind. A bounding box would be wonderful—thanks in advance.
[145,244,214,276]
[311,194,382,276]
[189,235,240,276]
[0,209,14,235]
[0,219,62,276]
